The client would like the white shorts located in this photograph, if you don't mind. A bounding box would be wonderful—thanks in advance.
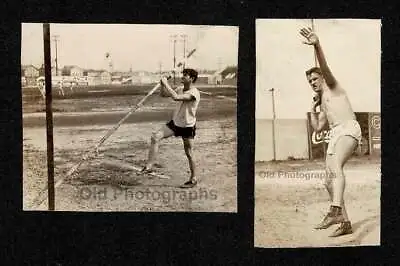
[327,120,362,155]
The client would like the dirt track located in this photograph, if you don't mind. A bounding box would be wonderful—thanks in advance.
[254,157,380,247]
[23,92,237,212]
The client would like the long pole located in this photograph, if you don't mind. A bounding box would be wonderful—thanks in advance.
[44,24,55,210]
[27,77,171,209]
[270,88,276,161]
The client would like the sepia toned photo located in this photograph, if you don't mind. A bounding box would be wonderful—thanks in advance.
[255,19,381,247]
[22,23,238,212]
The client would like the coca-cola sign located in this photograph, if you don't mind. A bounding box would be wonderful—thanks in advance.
[307,112,330,159]
[311,129,331,144]
[307,112,370,159]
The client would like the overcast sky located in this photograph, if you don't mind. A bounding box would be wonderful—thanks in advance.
[256,19,381,119]
[21,23,238,72]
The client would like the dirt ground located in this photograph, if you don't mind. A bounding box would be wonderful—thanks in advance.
[254,157,381,247]
[22,91,237,212]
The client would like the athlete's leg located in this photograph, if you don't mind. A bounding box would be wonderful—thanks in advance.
[331,136,357,212]
[144,124,174,170]
[325,155,334,202]
[314,157,335,229]
[322,135,357,236]
[314,136,355,230]
[182,137,197,182]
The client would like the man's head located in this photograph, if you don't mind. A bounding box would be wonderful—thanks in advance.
[305,67,324,92]
[181,68,198,85]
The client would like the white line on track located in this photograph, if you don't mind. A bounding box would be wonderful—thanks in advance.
[88,90,111,93]
[199,90,236,102]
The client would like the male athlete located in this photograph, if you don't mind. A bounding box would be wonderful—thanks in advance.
[300,27,362,237]
[141,68,200,188]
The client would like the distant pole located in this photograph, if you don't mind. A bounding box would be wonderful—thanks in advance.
[52,35,59,75]
[180,34,187,70]
[170,35,177,85]
[44,23,55,210]
[173,39,176,84]
[269,88,276,161]
[159,61,162,78]
[217,57,222,71]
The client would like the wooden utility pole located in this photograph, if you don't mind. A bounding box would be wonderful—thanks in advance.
[44,23,55,210]
[269,88,276,161]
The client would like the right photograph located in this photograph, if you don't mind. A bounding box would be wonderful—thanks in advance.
[254,19,381,248]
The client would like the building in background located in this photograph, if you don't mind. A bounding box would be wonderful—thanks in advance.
[210,72,223,85]
[84,69,111,85]
[100,71,111,85]
[62,65,83,77]
[220,66,237,86]
[21,76,27,87]
[22,65,40,86]
[196,74,213,84]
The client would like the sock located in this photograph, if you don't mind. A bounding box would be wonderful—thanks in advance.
[329,205,342,215]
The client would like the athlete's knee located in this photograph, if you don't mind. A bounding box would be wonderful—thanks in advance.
[332,157,344,173]
[324,175,332,188]
[331,166,344,180]
[184,145,192,156]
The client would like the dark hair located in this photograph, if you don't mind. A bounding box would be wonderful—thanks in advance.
[182,68,198,83]
[305,67,322,77]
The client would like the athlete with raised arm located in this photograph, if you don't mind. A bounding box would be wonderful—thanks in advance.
[300,27,362,237]
[141,68,200,188]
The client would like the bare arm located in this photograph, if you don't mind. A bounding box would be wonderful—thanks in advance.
[159,83,179,97]
[160,77,195,101]
[314,42,337,88]
[300,27,338,88]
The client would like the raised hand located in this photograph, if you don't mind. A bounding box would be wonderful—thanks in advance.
[312,93,322,110]
[300,27,319,45]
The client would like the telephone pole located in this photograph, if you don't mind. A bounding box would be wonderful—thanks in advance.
[217,57,222,71]
[52,35,59,75]
[44,24,55,210]
[170,35,178,85]
[269,88,277,161]
[180,34,188,70]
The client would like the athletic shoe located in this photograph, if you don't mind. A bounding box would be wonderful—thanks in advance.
[314,206,345,229]
[329,221,353,237]
[139,166,154,175]
[180,179,198,188]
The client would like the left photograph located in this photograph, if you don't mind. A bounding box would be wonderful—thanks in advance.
[22,23,238,212]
